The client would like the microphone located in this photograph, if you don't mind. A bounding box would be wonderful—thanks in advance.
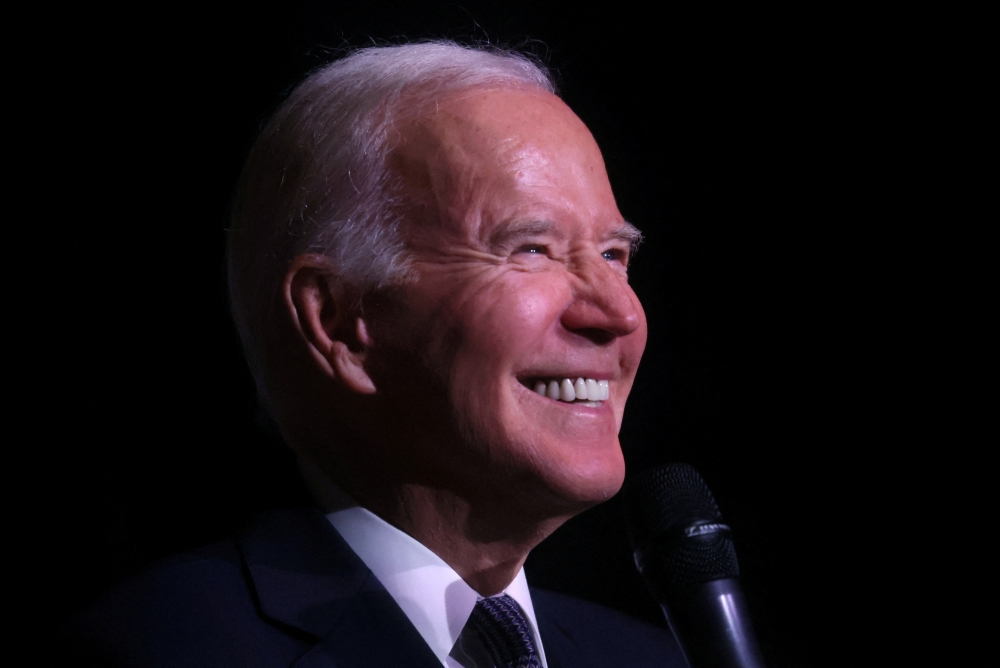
[623,464,766,668]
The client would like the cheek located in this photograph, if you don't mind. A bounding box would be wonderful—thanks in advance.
[455,278,567,362]
[445,278,566,438]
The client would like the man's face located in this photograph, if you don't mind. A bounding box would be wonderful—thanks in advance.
[365,88,647,515]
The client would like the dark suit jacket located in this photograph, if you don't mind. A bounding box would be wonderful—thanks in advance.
[66,508,689,667]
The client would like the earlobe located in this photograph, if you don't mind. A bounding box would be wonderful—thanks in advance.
[329,320,377,394]
[284,254,378,395]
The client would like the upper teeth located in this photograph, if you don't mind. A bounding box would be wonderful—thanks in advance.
[532,378,609,402]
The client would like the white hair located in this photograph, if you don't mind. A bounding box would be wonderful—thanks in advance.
[227,41,556,411]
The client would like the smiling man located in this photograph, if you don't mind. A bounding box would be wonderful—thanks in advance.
[68,43,688,668]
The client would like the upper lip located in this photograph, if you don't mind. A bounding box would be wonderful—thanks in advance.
[516,370,615,381]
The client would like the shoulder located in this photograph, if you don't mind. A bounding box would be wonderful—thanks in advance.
[532,589,689,668]
[62,509,337,667]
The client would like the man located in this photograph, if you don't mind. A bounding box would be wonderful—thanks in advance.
[68,42,688,667]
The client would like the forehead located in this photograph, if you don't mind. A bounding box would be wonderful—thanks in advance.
[389,87,623,243]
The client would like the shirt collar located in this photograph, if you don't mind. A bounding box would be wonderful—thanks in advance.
[301,457,547,666]
[326,506,547,668]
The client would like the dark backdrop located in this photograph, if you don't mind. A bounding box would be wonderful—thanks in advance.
[28,3,986,666]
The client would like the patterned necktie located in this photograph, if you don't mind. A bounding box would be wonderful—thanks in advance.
[454,594,541,668]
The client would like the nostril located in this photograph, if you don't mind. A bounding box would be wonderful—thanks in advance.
[560,289,643,341]
[572,327,615,345]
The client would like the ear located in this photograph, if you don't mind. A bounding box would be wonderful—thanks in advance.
[283,254,377,395]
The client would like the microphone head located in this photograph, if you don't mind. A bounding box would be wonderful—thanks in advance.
[623,463,740,598]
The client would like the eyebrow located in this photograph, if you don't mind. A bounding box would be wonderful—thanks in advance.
[608,222,644,253]
[486,219,644,253]
[608,223,642,249]
[486,220,559,250]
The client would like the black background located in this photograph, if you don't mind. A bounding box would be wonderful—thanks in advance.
[27,2,988,666]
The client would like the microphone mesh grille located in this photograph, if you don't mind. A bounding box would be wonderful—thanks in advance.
[623,463,740,592]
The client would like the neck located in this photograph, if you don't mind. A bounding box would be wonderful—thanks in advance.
[301,456,571,596]
[375,482,570,596]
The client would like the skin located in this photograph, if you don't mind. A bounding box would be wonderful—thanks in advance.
[282,87,647,595]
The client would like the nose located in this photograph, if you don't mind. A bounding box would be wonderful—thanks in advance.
[560,255,645,344]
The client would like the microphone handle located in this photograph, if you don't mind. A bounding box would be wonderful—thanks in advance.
[662,578,766,668]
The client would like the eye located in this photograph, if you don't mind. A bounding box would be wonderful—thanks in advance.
[515,244,549,256]
[602,248,628,264]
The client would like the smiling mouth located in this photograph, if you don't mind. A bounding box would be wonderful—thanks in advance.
[519,377,610,404]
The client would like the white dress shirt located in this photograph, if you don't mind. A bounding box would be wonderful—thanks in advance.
[301,458,548,668]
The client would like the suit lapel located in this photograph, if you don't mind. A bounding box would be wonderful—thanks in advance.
[290,576,443,668]
[238,508,442,668]
[534,610,576,668]
[532,588,595,668]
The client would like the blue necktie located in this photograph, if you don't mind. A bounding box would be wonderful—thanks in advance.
[458,594,541,668]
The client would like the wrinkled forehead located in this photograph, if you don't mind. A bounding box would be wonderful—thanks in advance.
[392,87,604,179]
[388,87,619,241]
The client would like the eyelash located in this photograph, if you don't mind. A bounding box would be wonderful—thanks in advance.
[515,244,548,255]
[513,244,628,266]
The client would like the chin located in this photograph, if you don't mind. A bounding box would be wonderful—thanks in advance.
[530,438,627,513]
[456,385,628,514]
